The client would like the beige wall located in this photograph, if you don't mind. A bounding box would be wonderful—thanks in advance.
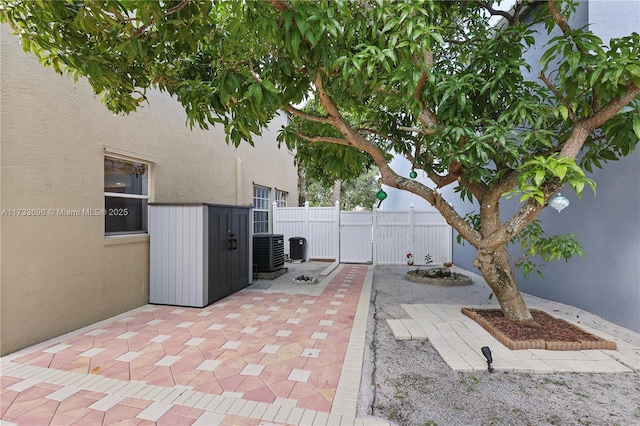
[0,25,297,355]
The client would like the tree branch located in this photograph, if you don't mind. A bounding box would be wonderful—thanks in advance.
[538,72,561,98]
[415,72,429,105]
[478,1,514,23]
[314,73,343,119]
[477,169,518,236]
[397,126,423,133]
[411,48,439,133]
[548,0,571,34]
[584,82,640,130]
[269,0,291,12]
[295,132,351,146]
[548,0,586,55]
[429,173,458,189]
[461,177,490,206]
[480,83,640,252]
[510,0,528,26]
[539,72,578,124]
[480,178,563,252]
[165,0,192,16]
[417,109,438,132]
[536,143,565,158]
[312,71,481,247]
[591,87,601,112]
[133,0,192,37]
[402,154,457,189]
[356,128,404,146]
[285,104,334,125]
[414,49,433,105]
[561,82,640,159]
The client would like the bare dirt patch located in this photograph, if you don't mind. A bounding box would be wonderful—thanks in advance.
[361,265,640,426]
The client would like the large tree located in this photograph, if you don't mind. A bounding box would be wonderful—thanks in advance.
[3,0,638,322]
[305,168,380,210]
[295,120,377,208]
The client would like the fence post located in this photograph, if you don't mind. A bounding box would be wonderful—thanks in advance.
[304,201,310,260]
[272,201,278,235]
[372,207,378,265]
[409,204,415,264]
[333,201,340,262]
[448,224,453,264]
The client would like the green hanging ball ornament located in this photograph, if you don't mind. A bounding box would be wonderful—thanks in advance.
[409,170,418,179]
[376,189,388,201]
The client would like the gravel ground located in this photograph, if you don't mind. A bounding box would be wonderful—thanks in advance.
[358,265,640,426]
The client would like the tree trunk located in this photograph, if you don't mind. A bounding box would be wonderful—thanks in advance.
[332,179,342,206]
[473,247,533,322]
[297,162,306,206]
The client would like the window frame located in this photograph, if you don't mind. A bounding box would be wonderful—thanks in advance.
[275,189,288,208]
[253,185,271,234]
[104,153,152,237]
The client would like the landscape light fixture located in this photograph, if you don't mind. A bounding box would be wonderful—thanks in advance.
[549,193,570,213]
[481,346,495,373]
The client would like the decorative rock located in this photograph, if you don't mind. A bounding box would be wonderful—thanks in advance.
[405,268,472,286]
[292,275,317,285]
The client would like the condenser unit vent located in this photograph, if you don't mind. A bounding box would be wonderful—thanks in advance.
[253,234,285,272]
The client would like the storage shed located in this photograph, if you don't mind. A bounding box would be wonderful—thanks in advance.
[149,203,252,307]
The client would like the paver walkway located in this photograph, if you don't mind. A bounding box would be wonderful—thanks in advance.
[387,304,639,374]
[1,264,381,425]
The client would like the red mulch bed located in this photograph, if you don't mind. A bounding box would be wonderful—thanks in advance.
[462,308,617,350]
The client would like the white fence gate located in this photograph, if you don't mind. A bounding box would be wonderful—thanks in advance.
[273,202,452,265]
[340,211,374,263]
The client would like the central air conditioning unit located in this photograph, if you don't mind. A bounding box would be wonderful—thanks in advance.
[253,234,285,272]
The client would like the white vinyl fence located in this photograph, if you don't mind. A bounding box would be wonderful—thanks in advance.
[374,209,452,265]
[271,202,340,261]
[273,202,452,265]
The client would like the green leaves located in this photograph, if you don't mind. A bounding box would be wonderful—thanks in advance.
[556,105,569,121]
[633,115,640,139]
[581,99,640,172]
[1,0,217,115]
[3,0,639,285]
[511,154,596,206]
[540,26,640,132]
[509,220,585,279]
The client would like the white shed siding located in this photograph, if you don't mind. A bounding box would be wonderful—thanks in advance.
[149,205,205,307]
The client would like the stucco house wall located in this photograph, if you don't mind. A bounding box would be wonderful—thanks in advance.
[448,1,640,332]
[0,24,298,355]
